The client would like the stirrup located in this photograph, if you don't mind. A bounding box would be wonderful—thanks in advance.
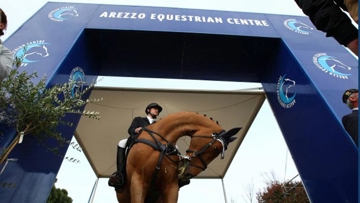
[108,172,124,188]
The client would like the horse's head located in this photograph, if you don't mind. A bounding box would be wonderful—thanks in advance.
[178,127,241,180]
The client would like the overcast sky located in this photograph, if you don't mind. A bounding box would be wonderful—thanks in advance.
[1,1,307,202]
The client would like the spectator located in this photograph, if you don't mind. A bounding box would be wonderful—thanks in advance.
[0,8,12,82]
[344,0,358,23]
[342,88,358,146]
[294,0,358,56]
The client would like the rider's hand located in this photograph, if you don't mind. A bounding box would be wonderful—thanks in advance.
[135,127,142,134]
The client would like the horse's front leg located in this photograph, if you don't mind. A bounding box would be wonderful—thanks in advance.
[160,182,179,203]
[130,173,148,203]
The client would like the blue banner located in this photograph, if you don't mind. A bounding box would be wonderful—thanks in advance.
[1,2,357,203]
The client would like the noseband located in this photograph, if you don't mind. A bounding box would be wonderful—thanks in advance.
[184,130,228,172]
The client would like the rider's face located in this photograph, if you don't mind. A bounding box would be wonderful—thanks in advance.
[148,108,159,118]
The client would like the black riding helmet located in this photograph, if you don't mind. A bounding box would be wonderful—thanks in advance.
[145,103,163,114]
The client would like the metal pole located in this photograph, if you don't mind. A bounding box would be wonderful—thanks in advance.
[222,178,228,203]
[88,178,99,203]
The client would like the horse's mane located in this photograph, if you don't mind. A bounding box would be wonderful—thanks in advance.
[157,112,220,125]
[196,112,220,125]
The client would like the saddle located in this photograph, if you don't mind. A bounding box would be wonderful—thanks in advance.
[119,128,189,195]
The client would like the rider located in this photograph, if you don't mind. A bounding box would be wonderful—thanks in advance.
[108,103,163,188]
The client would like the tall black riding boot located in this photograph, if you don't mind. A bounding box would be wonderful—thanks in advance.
[108,146,126,188]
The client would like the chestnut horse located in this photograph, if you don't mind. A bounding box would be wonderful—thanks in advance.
[115,111,241,203]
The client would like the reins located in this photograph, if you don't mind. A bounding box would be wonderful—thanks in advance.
[129,124,236,191]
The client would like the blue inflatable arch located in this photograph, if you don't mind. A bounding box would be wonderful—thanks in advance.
[0,2,357,202]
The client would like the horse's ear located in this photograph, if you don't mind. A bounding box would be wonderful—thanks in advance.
[224,127,242,137]
[228,137,237,143]
[221,127,242,149]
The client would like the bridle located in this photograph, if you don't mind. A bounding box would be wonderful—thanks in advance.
[134,127,237,184]
[183,130,228,172]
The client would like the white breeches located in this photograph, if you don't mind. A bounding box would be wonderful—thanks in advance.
[118,139,127,148]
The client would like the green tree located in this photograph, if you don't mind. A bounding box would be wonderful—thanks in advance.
[47,185,73,203]
[256,179,310,203]
[0,56,102,164]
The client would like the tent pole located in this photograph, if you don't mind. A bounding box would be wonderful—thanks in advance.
[222,178,228,203]
[88,178,99,203]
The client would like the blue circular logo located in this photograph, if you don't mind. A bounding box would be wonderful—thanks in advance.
[49,6,79,22]
[277,74,296,108]
[313,53,352,79]
[284,19,314,35]
[13,41,50,65]
[69,67,85,97]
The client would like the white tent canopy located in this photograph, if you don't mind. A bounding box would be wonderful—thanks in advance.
[75,87,265,179]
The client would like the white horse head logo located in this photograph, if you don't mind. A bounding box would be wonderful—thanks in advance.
[49,7,79,21]
[282,78,296,101]
[317,55,352,76]
[285,19,314,34]
[58,9,79,19]
[15,43,50,63]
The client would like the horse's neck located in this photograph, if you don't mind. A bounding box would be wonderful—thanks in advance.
[153,112,222,142]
